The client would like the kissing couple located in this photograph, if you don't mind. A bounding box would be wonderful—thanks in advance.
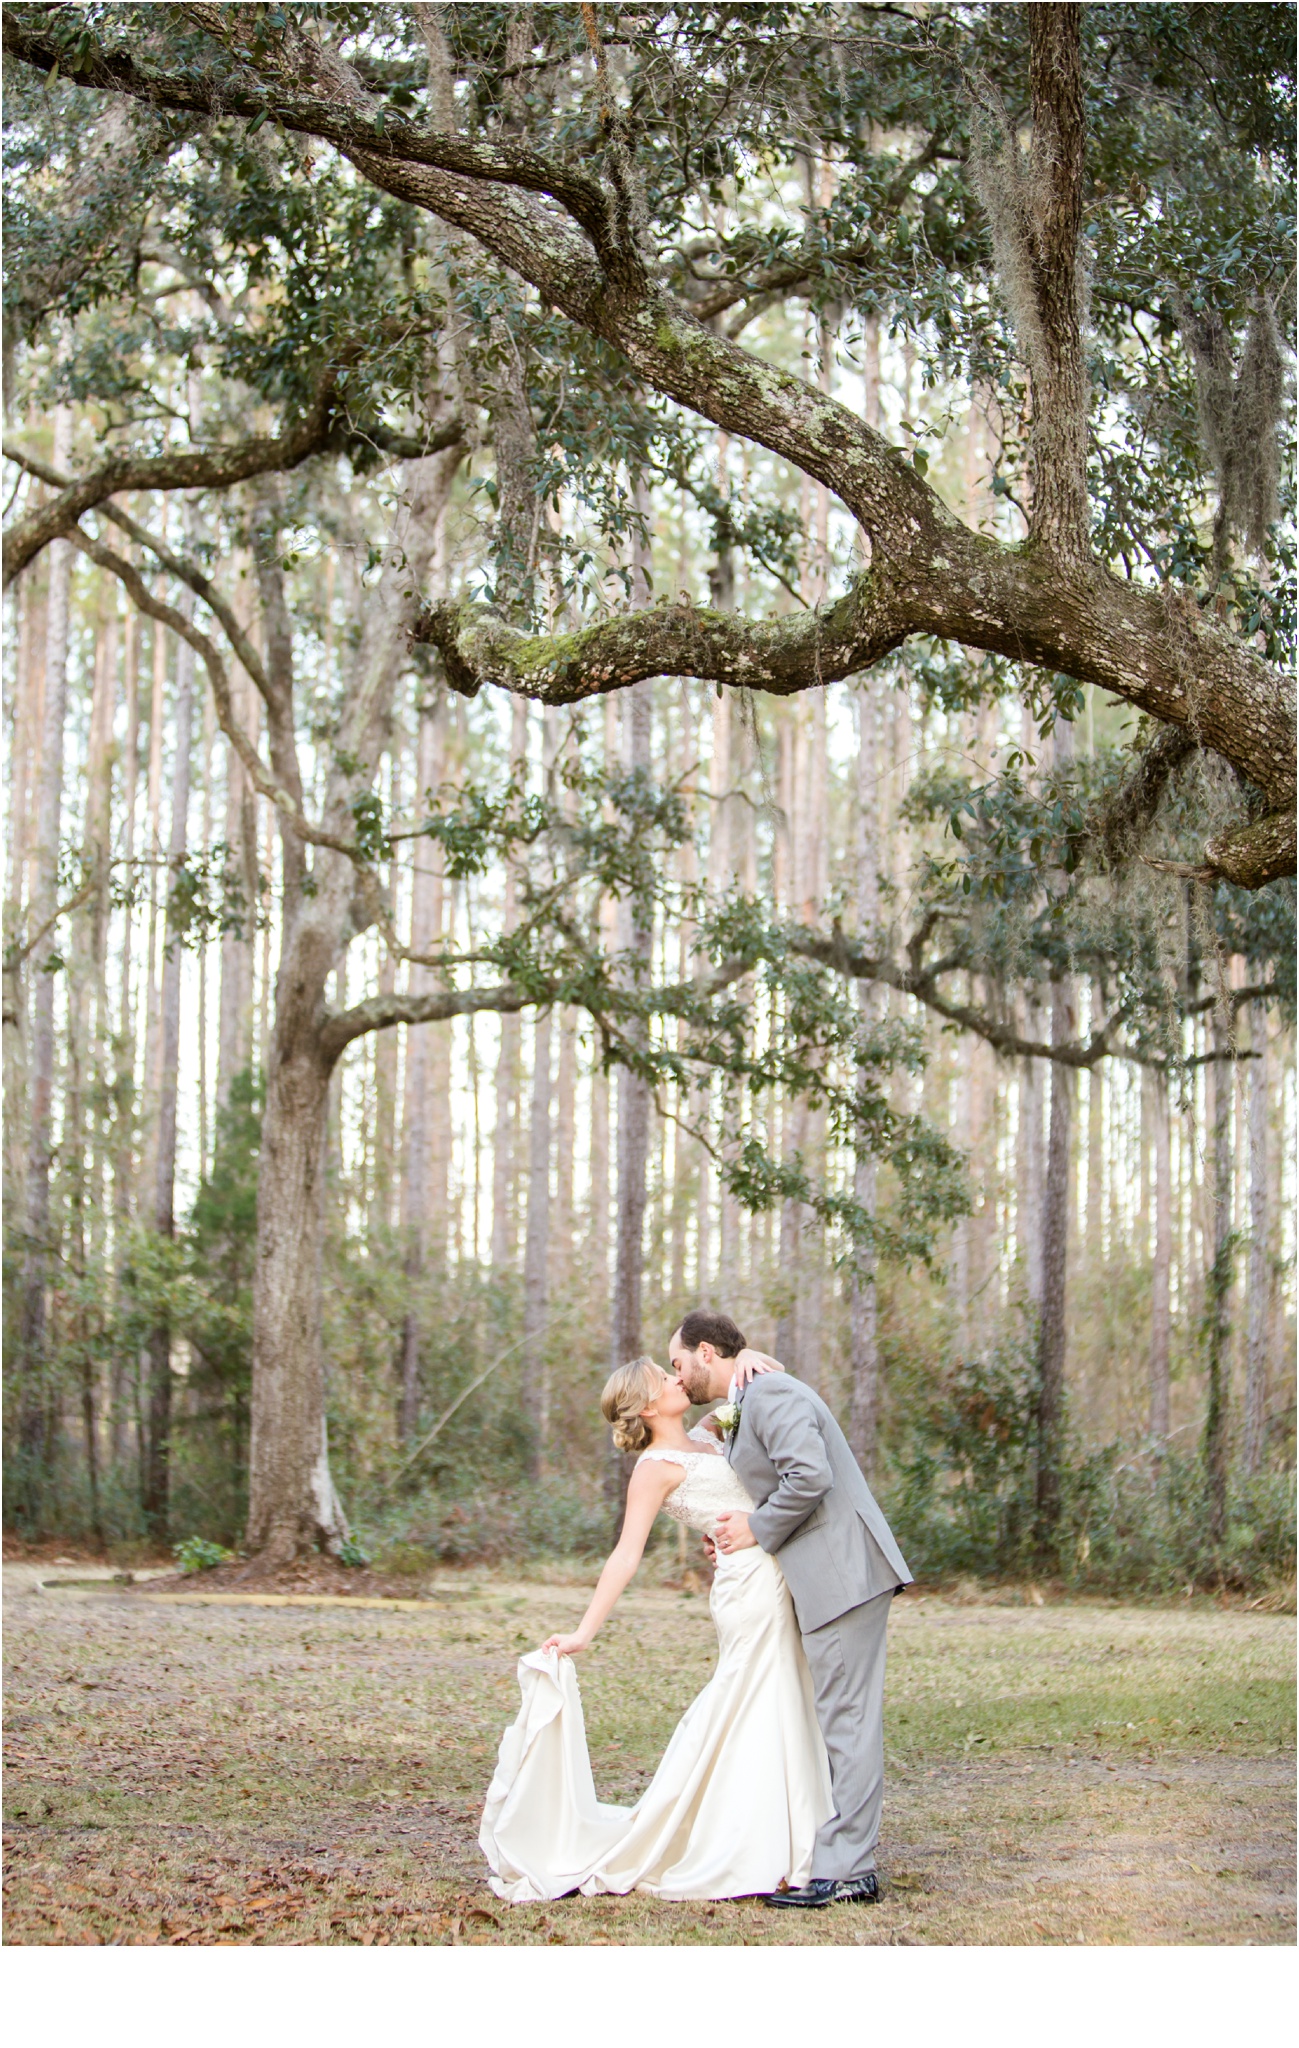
[480,1308,912,1906]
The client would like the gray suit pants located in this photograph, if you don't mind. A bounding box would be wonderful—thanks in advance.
[800,1588,893,1880]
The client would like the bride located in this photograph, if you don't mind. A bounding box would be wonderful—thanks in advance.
[479,1355,833,1902]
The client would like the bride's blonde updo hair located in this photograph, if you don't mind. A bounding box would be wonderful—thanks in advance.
[601,1356,667,1456]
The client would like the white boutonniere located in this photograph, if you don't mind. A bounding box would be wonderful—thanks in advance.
[713,1401,741,1437]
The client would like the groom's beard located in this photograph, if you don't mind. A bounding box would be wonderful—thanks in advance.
[678,1358,712,1405]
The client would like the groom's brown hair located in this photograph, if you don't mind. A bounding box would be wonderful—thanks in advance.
[676,1309,746,1358]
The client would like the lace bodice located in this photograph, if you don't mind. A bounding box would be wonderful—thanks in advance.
[637,1431,755,1534]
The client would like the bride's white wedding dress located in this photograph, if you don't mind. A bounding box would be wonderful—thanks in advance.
[480,1432,833,1902]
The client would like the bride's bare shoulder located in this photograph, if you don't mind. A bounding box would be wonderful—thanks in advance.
[630,1450,688,1490]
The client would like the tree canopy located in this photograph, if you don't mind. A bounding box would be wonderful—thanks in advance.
[4,2,1294,887]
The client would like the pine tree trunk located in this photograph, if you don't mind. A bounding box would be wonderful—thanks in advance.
[1034,976,1075,1552]
[1148,1063,1172,1442]
[18,405,74,1466]
[490,697,529,1272]
[370,748,400,1233]
[217,606,259,1108]
[609,486,655,1395]
[610,684,653,1372]
[848,678,882,1474]
[1243,1001,1270,1473]
[140,591,169,1201]
[110,592,141,1466]
[553,1006,577,1283]
[1203,1007,1233,1547]
[69,597,117,1544]
[1021,1009,1046,1311]
[398,696,445,1439]
[4,569,40,1228]
[522,1004,553,1472]
[606,616,654,1525]
[143,590,195,1536]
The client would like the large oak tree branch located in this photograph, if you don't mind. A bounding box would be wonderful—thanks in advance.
[8,5,1293,883]
[4,6,624,266]
[2,407,463,588]
[417,549,1294,885]
[6,442,278,710]
[3,382,337,587]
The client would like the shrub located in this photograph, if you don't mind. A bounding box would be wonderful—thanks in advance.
[884,1341,1297,1595]
[173,1536,234,1574]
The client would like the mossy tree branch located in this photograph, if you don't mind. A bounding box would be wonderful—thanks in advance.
[5,1,1292,885]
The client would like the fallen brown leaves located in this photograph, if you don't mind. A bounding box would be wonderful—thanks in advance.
[3,1566,1293,1947]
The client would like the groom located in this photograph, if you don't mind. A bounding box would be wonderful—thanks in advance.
[669,1308,912,1909]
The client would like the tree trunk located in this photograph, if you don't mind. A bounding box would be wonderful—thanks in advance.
[522,1003,553,1472]
[143,585,195,1537]
[1242,1000,1269,1473]
[608,482,656,1400]
[217,605,259,1107]
[247,1039,349,1560]
[552,1005,577,1282]
[610,678,654,1372]
[370,745,400,1233]
[110,592,140,1466]
[1034,976,1075,1553]
[140,587,169,1200]
[3,566,40,1225]
[1148,1063,1172,1442]
[244,447,459,1559]
[848,677,882,1475]
[18,404,74,1466]
[67,595,116,1546]
[1202,1005,1233,1548]
[398,694,445,1439]
[490,696,529,1272]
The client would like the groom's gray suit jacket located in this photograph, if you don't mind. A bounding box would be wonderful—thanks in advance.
[725,1374,911,1633]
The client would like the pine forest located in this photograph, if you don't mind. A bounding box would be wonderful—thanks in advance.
[3,2,1295,1600]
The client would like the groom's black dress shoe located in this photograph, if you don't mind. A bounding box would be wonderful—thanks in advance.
[761,1871,880,1909]
[761,1879,837,1909]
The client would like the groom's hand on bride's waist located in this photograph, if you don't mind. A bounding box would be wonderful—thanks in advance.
[714,1510,757,1553]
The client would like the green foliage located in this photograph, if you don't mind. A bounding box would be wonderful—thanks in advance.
[173,1535,234,1574]
[185,1066,261,1414]
[887,1342,1297,1596]
[335,1538,371,1569]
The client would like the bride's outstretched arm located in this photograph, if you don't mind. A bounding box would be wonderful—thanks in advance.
[540,1461,679,1657]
